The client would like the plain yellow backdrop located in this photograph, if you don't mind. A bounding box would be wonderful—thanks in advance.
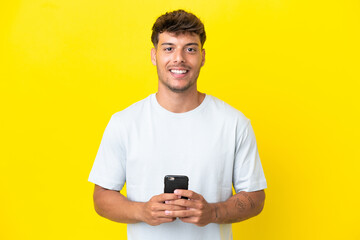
[1,0,359,239]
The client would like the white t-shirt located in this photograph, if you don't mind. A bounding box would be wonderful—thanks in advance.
[89,93,267,240]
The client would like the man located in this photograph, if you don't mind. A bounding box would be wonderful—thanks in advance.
[89,9,267,240]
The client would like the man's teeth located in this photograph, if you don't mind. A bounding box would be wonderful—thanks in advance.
[171,69,187,74]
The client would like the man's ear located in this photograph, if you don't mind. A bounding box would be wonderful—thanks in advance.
[151,48,157,66]
[201,49,206,67]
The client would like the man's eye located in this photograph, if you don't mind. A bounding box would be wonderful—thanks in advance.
[187,48,196,52]
[164,47,173,51]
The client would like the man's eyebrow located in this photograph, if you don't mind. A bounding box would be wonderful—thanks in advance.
[185,43,199,47]
[160,43,199,46]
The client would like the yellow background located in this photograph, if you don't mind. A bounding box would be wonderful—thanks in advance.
[1,0,359,239]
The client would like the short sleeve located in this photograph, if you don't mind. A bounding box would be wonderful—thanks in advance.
[88,115,126,191]
[233,120,267,193]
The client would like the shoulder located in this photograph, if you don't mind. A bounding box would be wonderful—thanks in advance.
[206,95,256,142]
[111,94,153,123]
[206,95,249,124]
[205,95,251,135]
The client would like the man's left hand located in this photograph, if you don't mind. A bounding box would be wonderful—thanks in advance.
[164,189,215,227]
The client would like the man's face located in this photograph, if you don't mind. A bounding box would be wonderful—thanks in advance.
[151,32,205,93]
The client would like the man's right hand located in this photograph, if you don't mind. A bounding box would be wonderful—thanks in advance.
[141,193,186,226]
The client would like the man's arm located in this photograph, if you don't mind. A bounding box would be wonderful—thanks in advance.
[163,189,265,226]
[212,190,265,224]
[92,185,185,225]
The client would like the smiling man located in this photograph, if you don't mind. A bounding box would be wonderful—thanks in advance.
[89,10,267,240]
[152,31,204,94]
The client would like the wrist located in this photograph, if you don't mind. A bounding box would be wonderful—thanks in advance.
[133,202,145,223]
[210,203,219,223]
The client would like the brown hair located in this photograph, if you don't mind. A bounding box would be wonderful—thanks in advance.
[151,9,206,48]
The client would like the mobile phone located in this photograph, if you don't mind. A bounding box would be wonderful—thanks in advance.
[164,175,189,199]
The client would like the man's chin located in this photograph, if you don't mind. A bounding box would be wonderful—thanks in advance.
[159,78,196,93]
[166,84,192,93]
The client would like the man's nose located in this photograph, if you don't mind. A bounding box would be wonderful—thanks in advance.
[173,50,185,63]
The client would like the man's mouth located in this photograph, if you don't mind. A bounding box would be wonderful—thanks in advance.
[168,66,190,79]
[170,69,188,74]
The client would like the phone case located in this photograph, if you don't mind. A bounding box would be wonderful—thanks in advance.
[164,175,189,199]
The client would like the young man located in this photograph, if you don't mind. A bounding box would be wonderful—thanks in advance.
[89,9,267,240]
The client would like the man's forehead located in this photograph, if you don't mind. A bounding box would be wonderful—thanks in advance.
[158,31,201,44]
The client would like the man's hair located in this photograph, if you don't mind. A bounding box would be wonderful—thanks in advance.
[151,9,206,48]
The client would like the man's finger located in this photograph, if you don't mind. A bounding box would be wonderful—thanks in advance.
[152,203,187,211]
[179,217,197,224]
[165,198,198,208]
[164,209,198,218]
[174,190,202,200]
[152,193,181,202]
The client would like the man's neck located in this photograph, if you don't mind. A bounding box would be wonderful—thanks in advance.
[156,89,206,113]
